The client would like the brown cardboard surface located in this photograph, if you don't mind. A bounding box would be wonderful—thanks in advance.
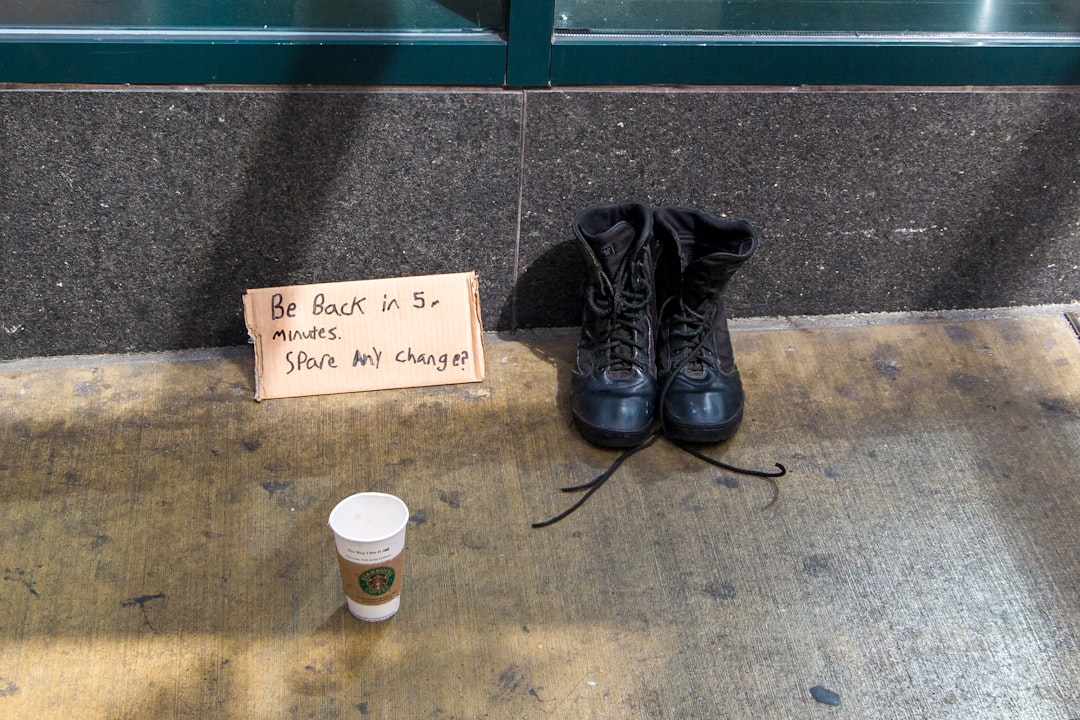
[243,272,485,400]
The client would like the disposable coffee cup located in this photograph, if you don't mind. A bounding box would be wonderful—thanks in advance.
[328,492,409,622]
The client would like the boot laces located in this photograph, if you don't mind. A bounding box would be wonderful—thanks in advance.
[587,258,652,375]
[532,347,786,529]
[530,433,661,528]
[532,424,786,528]
[662,298,717,378]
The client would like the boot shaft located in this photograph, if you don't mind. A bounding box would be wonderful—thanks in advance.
[654,207,756,308]
[573,202,659,378]
[575,202,655,290]
[654,208,756,376]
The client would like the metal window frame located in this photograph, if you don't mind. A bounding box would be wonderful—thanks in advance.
[0,1,1078,86]
[548,34,1080,86]
[0,29,507,85]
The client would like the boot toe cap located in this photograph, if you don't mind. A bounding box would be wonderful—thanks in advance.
[571,392,654,447]
[662,387,744,442]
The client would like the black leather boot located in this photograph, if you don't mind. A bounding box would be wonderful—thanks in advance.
[654,208,756,444]
[570,202,658,447]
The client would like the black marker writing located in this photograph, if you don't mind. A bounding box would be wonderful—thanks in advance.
[285,351,338,374]
[352,347,383,369]
[394,347,471,372]
[272,326,339,342]
[312,293,366,317]
[271,293,297,319]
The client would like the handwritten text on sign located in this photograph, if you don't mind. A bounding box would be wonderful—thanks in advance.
[243,272,486,400]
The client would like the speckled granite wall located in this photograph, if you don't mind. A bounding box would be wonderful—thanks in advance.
[0,89,522,359]
[511,89,1080,329]
[2,87,1078,359]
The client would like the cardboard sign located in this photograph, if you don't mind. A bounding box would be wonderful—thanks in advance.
[243,272,485,400]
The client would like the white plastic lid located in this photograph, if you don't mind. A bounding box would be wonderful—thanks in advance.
[328,492,409,543]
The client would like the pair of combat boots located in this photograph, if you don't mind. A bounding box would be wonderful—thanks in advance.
[570,202,756,449]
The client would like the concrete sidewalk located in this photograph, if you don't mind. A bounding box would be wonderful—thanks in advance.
[1,307,1078,718]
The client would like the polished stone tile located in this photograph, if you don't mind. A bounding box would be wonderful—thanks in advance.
[3,88,1079,359]
[0,89,521,358]
[518,89,1080,325]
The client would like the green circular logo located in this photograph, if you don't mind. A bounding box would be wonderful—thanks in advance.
[358,567,395,596]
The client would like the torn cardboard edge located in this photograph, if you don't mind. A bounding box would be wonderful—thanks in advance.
[243,272,486,401]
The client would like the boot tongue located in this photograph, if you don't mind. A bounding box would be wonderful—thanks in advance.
[586,221,638,278]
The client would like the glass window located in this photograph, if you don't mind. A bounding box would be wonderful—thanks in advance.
[0,0,508,85]
[2,0,1078,85]
[0,0,505,33]
[548,0,1080,86]
[553,0,1080,37]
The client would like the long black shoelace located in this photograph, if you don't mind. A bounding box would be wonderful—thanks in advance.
[585,270,651,377]
[531,431,786,529]
[531,297,786,529]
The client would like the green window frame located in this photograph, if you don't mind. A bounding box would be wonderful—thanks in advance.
[1,0,1078,86]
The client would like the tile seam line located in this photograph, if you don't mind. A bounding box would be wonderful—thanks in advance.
[4,303,1078,371]
[510,89,527,331]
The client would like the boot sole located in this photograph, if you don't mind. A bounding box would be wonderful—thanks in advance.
[662,408,743,444]
[572,414,653,448]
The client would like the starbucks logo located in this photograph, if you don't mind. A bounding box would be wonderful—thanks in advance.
[358,567,395,596]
